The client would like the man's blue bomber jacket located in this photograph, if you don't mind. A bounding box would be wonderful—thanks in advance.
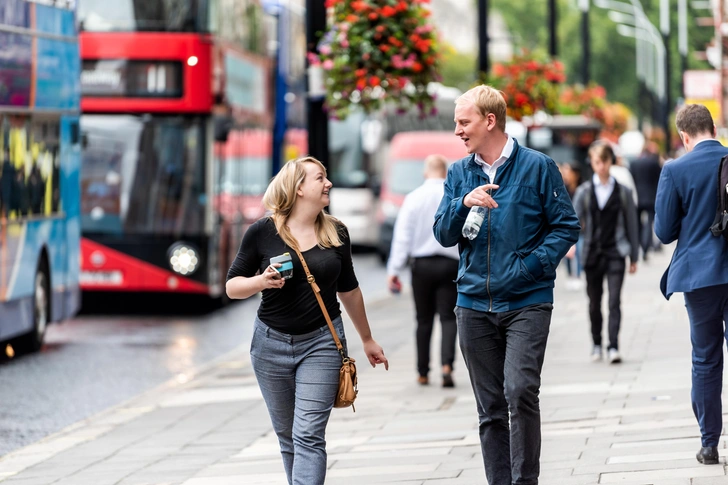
[433,139,580,313]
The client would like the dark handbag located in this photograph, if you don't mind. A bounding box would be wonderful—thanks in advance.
[292,247,358,411]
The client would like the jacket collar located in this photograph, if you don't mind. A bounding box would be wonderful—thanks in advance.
[691,138,721,153]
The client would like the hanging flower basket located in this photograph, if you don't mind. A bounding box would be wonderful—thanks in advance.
[310,0,441,119]
[486,52,566,121]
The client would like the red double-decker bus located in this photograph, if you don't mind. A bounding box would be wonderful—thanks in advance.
[77,0,307,301]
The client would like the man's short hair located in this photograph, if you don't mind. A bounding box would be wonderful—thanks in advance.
[588,140,616,165]
[424,154,449,175]
[675,104,714,137]
[455,85,507,132]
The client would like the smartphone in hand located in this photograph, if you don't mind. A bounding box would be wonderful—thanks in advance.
[270,252,293,280]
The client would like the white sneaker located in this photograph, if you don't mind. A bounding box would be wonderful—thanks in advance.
[608,348,622,364]
[591,345,602,362]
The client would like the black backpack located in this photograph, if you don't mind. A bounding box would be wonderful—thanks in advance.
[709,155,728,241]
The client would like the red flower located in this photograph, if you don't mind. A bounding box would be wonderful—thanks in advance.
[381,5,397,17]
[388,36,403,47]
[351,1,369,12]
[369,75,381,87]
[379,45,390,53]
[411,61,423,72]
[368,12,378,20]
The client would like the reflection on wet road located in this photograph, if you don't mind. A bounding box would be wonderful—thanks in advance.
[0,254,391,456]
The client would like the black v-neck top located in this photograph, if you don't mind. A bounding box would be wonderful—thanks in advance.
[227,217,359,334]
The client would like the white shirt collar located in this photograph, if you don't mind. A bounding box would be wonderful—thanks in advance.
[592,173,615,187]
[693,138,715,149]
[474,134,514,168]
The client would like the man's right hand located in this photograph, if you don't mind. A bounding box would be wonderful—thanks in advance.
[387,275,402,294]
[463,184,499,208]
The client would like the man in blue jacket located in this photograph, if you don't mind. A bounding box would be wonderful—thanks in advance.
[655,103,728,466]
[433,85,580,485]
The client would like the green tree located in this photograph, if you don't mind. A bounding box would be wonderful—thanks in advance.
[462,0,714,113]
[440,43,478,92]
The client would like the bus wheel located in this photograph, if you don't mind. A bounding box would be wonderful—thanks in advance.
[19,263,50,352]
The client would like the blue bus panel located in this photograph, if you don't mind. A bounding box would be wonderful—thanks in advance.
[0,0,80,348]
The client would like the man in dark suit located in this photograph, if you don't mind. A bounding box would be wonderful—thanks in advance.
[655,104,728,466]
[629,142,662,260]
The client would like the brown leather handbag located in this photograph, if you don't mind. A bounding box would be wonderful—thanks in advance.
[293,247,358,412]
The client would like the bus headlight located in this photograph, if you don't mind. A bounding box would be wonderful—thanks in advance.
[168,243,199,276]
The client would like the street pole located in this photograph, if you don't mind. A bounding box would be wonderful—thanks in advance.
[677,0,688,98]
[660,0,671,149]
[548,0,558,57]
[306,0,329,170]
[580,0,590,84]
[478,0,489,75]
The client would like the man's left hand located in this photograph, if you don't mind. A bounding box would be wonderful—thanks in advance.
[629,263,637,274]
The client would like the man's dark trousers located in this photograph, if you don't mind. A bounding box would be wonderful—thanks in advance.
[684,283,728,447]
[637,206,656,258]
[411,255,458,377]
[455,303,552,485]
[585,256,626,350]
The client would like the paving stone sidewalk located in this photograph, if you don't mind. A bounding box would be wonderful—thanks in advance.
[1,246,728,484]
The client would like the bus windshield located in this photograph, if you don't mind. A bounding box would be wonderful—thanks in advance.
[78,0,206,32]
[80,115,206,235]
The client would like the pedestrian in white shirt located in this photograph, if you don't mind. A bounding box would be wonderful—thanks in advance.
[573,141,639,365]
[387,154,460,387]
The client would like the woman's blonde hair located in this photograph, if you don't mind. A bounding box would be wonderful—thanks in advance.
[262,156,343,249]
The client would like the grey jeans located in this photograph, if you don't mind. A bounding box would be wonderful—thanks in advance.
[455,303,552,485]
[250,316,346,485]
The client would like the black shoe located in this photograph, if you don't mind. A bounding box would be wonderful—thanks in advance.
[442,373,455,388]
[696,446,720,465]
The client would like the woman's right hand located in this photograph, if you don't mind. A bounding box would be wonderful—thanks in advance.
[262,264,285,290]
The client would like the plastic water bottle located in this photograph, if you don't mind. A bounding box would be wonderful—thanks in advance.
[462,206,486,240]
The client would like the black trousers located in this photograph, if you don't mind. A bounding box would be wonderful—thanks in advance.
[637,206,656,257]
[455,304,552,485]
[585,256,626,350]
[411,256,458,377]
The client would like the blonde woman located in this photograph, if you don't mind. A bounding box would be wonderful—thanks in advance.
[226,157,388,485]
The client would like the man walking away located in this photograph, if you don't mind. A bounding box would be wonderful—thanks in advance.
[655,103,728,466]
[434,84,580,485]
[387,154,459,387]
[629,142,662,260]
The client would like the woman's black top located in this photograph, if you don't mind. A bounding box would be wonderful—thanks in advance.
[226,217,359,335]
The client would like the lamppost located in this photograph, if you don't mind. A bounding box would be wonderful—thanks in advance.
[579,0,590,85]
[305,0,329,169]
[478,0,489,74]
[677,0,688,97]
[660,0,671,138]
[548,0,558,57]
[595,0,669,138]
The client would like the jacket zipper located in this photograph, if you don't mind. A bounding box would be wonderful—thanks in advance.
[486,185,493,311]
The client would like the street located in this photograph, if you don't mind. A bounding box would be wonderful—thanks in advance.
[0,254,396,457]
[3,246,728,484]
